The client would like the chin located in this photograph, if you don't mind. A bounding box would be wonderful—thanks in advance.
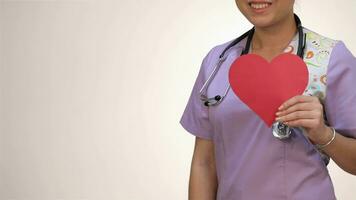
[236,0,293,29]
[247,15,276,28]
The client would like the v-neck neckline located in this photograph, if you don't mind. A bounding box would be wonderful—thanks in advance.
[247,31,300,55]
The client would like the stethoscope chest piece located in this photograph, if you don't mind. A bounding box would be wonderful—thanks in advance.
[272,121,292,139]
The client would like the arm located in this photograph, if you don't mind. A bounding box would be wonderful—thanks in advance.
[189,137,218,200]
[276,95,356,175]
[276,41,356,175]
[317,128,356,175]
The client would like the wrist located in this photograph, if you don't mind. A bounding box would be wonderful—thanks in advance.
[316,126,333,144]
[315,126,336,150]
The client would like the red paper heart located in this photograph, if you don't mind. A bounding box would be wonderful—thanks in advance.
[228,53,309,127]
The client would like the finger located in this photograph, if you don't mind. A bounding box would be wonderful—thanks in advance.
[278,95,318,111]
[284,119,317,128]
[276,111,318,122]
[276,102,315,116]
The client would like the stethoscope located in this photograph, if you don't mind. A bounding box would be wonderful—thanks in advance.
[199,13,307,140]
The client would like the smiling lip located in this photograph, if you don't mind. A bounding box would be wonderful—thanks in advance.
[248,1,272,13]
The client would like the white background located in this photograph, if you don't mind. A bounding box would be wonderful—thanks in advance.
[1,0,355,199]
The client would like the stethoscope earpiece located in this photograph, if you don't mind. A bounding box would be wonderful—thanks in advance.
[214,95,222,101]
[203,95,223,107]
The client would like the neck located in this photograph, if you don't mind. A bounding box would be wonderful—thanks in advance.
[252,13,297,51]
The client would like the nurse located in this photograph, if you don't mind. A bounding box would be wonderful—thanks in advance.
[180,0,356,199]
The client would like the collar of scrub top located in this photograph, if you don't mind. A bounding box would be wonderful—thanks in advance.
[199,13,307,107]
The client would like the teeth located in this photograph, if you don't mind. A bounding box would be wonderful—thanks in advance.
[250,3,270,9]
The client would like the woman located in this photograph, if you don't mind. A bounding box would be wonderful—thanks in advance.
[179,0,356,199]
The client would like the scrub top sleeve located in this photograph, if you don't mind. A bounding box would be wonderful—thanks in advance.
[324,40,356,138]
[179,48,215,140]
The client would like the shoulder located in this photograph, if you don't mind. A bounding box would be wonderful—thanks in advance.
[198,35,247,77]
[303,27,355,61]
[328,39,355,66]
[204,35,247,63]
[302,27,356,77]
[311,27,356,96]
[303,27,339,65]
[326,38,356,83]
[303,27,339,47]
[306,26,356,74]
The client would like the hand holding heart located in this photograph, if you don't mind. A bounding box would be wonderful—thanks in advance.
[229,53,309,126]
[276,95,332,145]
[228,53,333,144]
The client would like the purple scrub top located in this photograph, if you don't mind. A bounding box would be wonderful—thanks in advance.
[179,27,356,200]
